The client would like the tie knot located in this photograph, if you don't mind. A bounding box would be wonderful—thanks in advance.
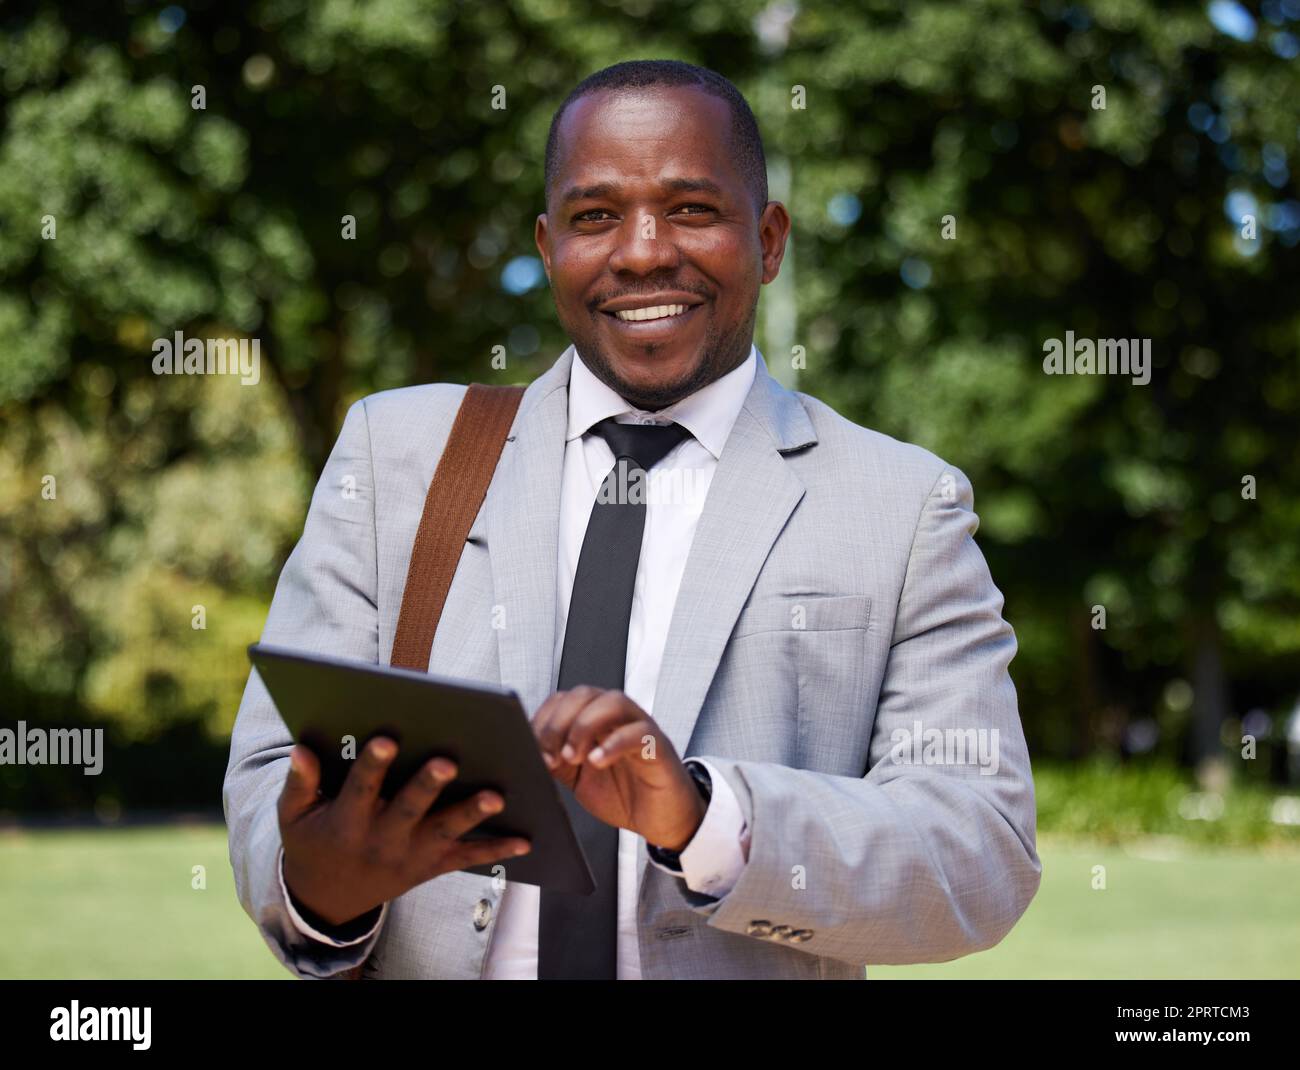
[593,417,691,472]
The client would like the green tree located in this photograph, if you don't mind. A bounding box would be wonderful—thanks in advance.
[1,0,1296,810]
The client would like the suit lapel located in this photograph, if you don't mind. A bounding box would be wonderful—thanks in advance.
[649,352,817,759]
[484,349,572,716]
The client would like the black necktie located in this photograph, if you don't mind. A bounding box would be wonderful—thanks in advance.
[538,416,692,979]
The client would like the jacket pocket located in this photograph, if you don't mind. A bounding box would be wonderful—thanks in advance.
[731,593,872,639]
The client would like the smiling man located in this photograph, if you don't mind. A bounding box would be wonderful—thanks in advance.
[537,72,780,411]
[224,59,1042,980]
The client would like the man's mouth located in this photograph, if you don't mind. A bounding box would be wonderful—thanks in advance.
[598,302,702,339]
[596,294,706,339]
[611,303,691,322]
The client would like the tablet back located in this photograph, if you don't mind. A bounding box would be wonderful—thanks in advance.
[249,643,595,895]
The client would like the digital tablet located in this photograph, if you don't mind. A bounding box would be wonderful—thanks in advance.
[248,643,595,895]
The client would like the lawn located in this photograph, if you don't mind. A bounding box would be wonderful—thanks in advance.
[0,823,286,980]
[1,825,1296,979]
[870,837,1300,979]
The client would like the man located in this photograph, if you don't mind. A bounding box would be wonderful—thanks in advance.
[224,59,1041,980]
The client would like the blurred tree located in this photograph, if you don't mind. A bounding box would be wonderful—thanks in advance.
[0,0,776,763]
[0,0,1296,809]
[781,0,1300,775]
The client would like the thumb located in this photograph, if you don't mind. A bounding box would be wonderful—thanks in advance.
[277,744,321,824]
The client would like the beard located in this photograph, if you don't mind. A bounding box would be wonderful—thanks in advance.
[564,302,757,412]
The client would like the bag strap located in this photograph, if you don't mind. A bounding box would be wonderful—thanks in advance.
[341,382,524,981]
[390,383,526,672]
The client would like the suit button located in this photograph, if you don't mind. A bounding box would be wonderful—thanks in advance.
[790,929,814,943]
[473,898,492,931]
[771,925,794,941]
[746,919,773,937]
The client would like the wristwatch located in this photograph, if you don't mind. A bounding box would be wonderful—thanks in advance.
[646,760,712,871]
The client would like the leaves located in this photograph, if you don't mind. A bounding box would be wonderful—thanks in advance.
[0,0,1296,769]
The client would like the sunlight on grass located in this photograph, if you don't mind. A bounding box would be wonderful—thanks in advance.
[1,826,1296,979]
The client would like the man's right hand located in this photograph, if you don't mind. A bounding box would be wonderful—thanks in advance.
[278,736,531,927]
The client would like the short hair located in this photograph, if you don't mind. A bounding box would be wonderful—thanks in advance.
[543,59,768,214]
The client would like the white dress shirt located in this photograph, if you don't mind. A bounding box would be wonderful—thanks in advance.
[280,344,758,978]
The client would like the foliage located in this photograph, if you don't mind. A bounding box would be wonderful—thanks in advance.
[0,1,1297,800]
[1035,759,1300,846]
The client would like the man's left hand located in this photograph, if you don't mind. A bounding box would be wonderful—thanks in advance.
[532,686,707,852]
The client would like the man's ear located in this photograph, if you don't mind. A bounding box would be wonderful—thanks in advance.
[757,201,792,285]
[534,213,552,280]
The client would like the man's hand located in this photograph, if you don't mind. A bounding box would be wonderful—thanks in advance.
[532,687,707,852]
[278,737,531,927]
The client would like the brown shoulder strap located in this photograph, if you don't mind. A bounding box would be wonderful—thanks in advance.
[389,383,525,672]
[342,384,523,979]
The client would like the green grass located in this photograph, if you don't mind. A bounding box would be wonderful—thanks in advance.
[870,837,1300,979]
[0,825,1296,979]
[0,824,286,980]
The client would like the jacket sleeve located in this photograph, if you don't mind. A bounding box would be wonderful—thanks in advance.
[222,398,387,978]
[689,463,1042,965]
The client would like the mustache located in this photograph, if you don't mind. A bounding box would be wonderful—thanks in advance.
[587,285,709,311]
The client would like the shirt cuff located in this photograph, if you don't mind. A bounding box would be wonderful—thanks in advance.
[278,846,386,947]
[647,758,750,898]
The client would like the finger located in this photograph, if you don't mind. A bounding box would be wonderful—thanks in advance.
[587,723,654,769]
[529,689,571,736]
[338,735,398,818]
[416,788,508,849]
[277,744,322,825]
[529,691,570,767]
[438,836,532,875]
[532,685,601,744]
[534,686,605,765]
[561,692,641,765]
[377,756,458,835]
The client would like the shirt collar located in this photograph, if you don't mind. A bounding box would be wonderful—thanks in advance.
[565,344,757,461]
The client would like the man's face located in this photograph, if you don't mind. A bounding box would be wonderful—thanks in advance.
[536,85,791,411]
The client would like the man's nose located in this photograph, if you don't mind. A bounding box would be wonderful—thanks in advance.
[607,211,681,275]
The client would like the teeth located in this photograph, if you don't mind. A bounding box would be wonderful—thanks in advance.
[614,304,688,322]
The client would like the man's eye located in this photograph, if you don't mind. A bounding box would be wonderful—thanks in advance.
[574,209,614,223]
[674,204,715,216]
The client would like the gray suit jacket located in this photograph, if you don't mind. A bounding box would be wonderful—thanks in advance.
[223,346,1041,980]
